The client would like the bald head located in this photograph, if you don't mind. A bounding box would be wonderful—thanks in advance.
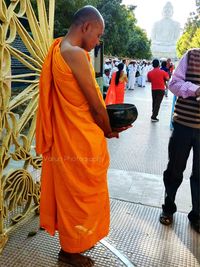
[65,5,104,52]
[72,5,104,26]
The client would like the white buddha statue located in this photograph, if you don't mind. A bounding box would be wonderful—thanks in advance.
[151,1,181,59]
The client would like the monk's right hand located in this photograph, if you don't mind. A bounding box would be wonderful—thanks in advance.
[112,125,132,132]
[106,125,132,138]
[106,132,119,139]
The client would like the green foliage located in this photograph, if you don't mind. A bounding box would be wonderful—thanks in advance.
[176,1,200,57]
[19,0,151,58]
[190,27,200,48]
[196,0,200,15]
[176,31,192,58]
[54,0,97,37]
[97,1,131,56]
[96,0,151,58]
[126,27,152,59]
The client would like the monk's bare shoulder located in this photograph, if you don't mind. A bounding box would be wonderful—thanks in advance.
[60,41,87,67]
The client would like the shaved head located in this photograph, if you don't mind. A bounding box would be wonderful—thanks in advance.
[72,5,104,26]
[65,5,104,52]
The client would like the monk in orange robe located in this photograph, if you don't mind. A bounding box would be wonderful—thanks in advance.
[36,5,128,267]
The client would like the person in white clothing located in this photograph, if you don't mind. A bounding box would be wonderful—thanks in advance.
[110,61,119,78]
[122,59,127,74]
[103,68,110,99]
[104,59,112,72]
[146,61,153,81]
[138,61,148,87]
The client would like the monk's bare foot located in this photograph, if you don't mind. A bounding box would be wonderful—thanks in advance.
[58,249,94,267]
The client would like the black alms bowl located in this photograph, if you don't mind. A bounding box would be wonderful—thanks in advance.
[106,103,138,128]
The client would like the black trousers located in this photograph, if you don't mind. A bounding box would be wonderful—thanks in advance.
[152,90,164,118]
[103,86,109,100]
[162,122,200,220]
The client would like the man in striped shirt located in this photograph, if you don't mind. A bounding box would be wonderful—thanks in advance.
[159,49,200,234]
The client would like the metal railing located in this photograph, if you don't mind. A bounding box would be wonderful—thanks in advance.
[0,0,55,252]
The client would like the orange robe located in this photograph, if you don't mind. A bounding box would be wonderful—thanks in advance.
[36,38,110,253]
[105,72,126,105]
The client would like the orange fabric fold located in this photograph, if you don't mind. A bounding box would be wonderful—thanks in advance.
[36,38,110,253]
[105,72,126,105]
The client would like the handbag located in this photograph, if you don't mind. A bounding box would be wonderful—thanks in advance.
[135,70,140,77]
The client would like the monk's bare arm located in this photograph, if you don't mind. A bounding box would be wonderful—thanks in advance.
[61,46,113,136]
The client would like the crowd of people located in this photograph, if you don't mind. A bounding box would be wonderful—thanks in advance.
[103,56,174,121]
[103,58,153,93]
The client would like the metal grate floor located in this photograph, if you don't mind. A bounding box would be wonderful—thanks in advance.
[0,199,199,267]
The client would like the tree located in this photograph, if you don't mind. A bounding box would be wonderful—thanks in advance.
[176,1,200,57]
[190,27,200,48]
[54,0,97,37]
[126,27,152,59]
[177,31,193,58]
[28,0,151,58]
[97,0,151,58]
[96,0,130,56]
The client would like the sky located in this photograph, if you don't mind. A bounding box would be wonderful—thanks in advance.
[122,0,197,37]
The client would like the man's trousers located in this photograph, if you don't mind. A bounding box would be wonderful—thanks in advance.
[152,90,165,119]
[162,122,200,220]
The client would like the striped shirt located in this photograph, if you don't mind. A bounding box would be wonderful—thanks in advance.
[169,49,200,129]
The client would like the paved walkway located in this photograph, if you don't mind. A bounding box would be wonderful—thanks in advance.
[108,82,192,213]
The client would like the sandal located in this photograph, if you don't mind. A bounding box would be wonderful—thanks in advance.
[159,212,173,226]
